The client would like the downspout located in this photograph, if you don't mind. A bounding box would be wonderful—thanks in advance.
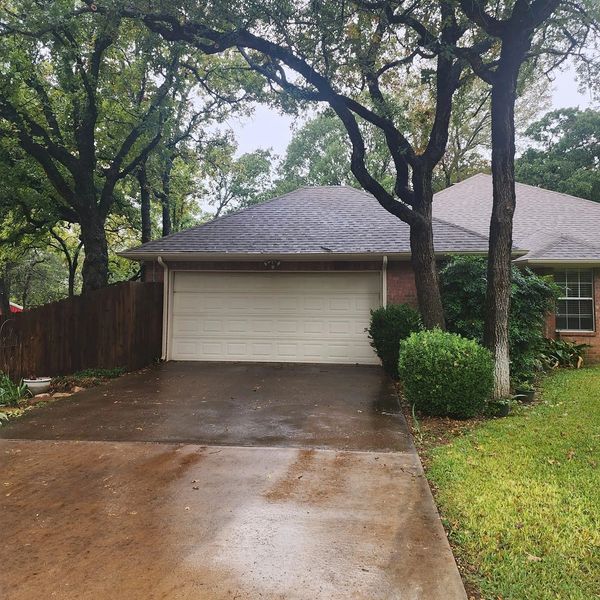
[157,256,169,361]
[382,255,388,308]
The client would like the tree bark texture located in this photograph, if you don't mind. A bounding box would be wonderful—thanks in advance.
[485,36,530,398]
[79,206,109,294]
[411,167,445,329]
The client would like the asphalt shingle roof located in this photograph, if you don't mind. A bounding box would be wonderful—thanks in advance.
[123,185,491,257]
[433,173,600,263]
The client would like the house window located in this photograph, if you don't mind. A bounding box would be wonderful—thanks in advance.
[555,269,595,332]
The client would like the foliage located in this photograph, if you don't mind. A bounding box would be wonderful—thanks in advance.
[398,330,494,419]
[0,1,258,291]
[50,367,126,392]
[426,367,600,599]
[0,372,30,406]
[541,338,590,369]
[272,109,394,194]
[202,140,274,216]
[516,108,600,202]
[368,304,421,378]
[440,256,559,383]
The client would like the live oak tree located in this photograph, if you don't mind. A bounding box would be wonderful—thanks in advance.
[0,5,187,291]
[453,0,598,396]
[83,0,491,329]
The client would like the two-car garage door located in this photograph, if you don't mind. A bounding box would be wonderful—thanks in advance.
[169,271,381,364]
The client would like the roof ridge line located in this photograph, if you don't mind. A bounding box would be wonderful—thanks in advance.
[431,215,492,245]
[514,179,600,207]
[433,173,491,199]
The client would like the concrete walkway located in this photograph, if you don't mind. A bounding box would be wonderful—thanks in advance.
[0,363,466,599]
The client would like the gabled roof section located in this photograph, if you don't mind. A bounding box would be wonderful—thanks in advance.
[433,173,600,263]
[123,185,493,259]
[516,235,600,263]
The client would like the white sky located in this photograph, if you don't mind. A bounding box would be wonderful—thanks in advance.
[231,66,595,158]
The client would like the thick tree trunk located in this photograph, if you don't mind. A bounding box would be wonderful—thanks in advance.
[485,38,530,398]
[79,207,109,294]
[411,167,446,329]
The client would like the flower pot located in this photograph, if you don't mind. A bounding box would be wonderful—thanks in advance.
[488,401,510,417]
[24,377,52,395]
[515,388,535,403]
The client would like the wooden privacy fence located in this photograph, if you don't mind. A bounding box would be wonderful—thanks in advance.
[0,281,163,381]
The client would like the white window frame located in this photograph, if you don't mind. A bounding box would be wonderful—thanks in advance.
[555,269,595,333]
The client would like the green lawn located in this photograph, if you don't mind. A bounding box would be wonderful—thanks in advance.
[426,367,600,600]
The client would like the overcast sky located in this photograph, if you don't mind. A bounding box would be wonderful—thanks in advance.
[231,66,595,158]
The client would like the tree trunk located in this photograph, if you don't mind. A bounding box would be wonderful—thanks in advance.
[138,163,152,244]
[79,207,109,294]
[411,167,446,329]
[484,38,530,398]
[137,163,152,281]
[0,271,10,316]
[161,155,173,237]
[68,244,82,297]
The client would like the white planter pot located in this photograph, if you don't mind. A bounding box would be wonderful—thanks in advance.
[24,378,52,395]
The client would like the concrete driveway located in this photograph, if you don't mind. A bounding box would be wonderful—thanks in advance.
[0,362,466,600]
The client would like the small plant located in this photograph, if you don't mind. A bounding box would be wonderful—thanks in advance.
[0,372,30,406]
[398,329,494,419]
[368,304,421,378]
[541,338,590,369]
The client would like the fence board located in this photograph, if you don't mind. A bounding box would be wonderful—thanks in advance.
[0,281,163,381]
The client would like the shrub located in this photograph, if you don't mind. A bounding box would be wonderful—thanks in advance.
[398,329,494,419]
[0,372,30,407]
[368,304,421,377]
[440,256,559,384]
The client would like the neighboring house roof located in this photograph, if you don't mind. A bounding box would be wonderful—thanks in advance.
[433,173,600,264]
[122,185,494,259]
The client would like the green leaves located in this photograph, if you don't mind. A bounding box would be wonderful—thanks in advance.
[368,303,422,378]
[440,255,559,384]
[516,108,600,203]
[398,329,494,419]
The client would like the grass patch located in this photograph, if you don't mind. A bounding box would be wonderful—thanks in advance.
[425,367,600,599]
[51,367,126,392]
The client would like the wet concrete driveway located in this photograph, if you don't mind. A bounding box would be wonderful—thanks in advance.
[0,362,466,599]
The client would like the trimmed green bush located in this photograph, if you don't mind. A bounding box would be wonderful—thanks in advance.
[398,329,494,418]
[368,304,421,378]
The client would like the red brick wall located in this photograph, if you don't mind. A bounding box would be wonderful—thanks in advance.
[386,261,418,306]
[142,259,382,281]
[540,267,600,364]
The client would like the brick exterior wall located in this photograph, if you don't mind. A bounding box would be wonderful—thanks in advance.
[386,261,418,306]
[143,259,382,282]
[539,267,600,364]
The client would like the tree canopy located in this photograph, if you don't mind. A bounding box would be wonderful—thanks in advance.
[516,107,600,202]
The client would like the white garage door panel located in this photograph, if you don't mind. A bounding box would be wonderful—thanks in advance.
[170,272,381,364]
